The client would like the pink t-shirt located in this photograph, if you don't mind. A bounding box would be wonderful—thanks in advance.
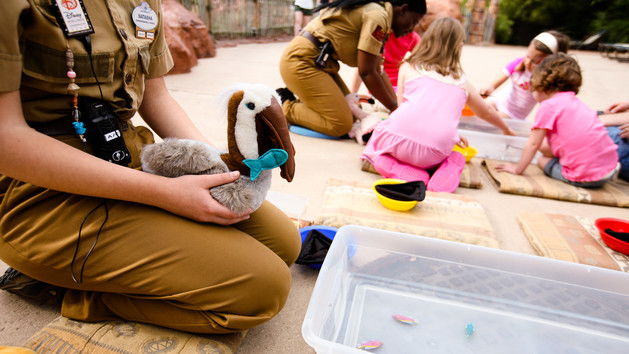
[492,57,537,120]
[534,91,618,182]
[383,32,420,88]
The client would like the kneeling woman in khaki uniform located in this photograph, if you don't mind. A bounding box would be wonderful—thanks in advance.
[0,0,300,334]
[279,0,426,137]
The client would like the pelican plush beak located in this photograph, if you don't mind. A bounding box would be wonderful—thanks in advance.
[255,96,296,182]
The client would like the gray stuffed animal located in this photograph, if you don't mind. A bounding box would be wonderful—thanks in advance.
[141,84,296,214]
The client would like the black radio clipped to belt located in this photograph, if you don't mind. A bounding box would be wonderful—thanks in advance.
[81,99,132,166]
[301,31,334,68]
[315,41,333,67]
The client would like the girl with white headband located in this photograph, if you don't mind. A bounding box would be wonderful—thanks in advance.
[480,30,569,120]
[495,53,619,188]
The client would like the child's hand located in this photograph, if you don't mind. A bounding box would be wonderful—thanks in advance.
[605,101,629,114]
[495,163,520,175]
[620,123,629,139]
[457,136,469,148]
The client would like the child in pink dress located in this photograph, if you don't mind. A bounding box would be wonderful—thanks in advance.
[480,31,570,120]
[496,53,619,187]
[361,17,514,193]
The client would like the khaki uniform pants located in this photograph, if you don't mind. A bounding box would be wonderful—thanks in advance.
[0,124,301,334]
[279,36,353,137]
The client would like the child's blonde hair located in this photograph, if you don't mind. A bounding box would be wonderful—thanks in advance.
[530,53,582,94]
[405,17,465,79]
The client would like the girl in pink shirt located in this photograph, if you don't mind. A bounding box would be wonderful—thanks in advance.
[496,53,619,187]
[480,31,570,120]
[362,17,514,192]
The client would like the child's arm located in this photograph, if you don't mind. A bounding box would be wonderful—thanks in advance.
[350,69,363,94]
[479,73,508,97]
[495,128,547,174]
[465,80,516,136]
[599,111,629,127]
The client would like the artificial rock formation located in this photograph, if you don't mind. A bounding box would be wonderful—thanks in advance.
[418,0,464,34]
[162,0,216,74]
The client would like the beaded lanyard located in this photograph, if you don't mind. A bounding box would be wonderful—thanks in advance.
[65,47,87,143]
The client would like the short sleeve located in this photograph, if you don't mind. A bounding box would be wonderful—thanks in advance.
[503,57,524,77]
[0,1,29,92]
[145,5,174,78]
[533,100,557,132]
[357,6,389,56]
[408,32,421,51]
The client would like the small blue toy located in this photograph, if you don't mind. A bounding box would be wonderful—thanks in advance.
[465,322,474,337]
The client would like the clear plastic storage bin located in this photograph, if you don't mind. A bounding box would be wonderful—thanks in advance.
[457,129,539,163]
[458,115,533,137]
[302,226,629,353]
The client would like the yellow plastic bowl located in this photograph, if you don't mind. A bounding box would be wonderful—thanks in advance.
[452,145,477,163]
[372,178,418,212]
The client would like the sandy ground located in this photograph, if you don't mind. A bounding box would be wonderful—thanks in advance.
[1,40,629,353]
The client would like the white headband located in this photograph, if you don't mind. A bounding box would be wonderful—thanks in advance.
[534,32,558,54]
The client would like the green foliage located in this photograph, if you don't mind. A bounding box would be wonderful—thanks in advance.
[494,12,513,44]
[591,0,629,43]
[495,0,629,45]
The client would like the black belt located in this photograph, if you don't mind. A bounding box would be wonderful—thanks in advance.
[301,30,325,48]
[27,117,129,136]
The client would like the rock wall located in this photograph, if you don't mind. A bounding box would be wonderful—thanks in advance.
[162,0,216,74]
[418,0,464,34]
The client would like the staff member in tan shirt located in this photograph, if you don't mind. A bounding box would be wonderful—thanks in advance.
[0,0,299,334]
[278,0,426,137]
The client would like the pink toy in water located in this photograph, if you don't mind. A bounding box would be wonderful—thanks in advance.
[357,340,383,350]
[392,314,418,324]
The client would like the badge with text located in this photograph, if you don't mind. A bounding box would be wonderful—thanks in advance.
[371,25,386,42]
[132,2,158,40]
[53,0,95,38]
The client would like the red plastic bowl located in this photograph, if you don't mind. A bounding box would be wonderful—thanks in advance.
[594,218,629,256]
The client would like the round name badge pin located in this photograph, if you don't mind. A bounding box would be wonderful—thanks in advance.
[132,1,158,31]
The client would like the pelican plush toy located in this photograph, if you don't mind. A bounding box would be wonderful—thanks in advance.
[141,83,296,214]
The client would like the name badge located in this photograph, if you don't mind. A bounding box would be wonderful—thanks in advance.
[132,2,158,40]
[53,0,95,38]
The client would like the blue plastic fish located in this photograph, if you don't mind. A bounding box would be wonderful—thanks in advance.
[465,322,474,337]
[242,148,288,181]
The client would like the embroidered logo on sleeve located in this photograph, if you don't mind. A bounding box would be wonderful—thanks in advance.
[371,25,386,42]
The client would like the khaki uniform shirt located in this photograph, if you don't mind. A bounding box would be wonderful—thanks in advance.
[0,0,173,122]
[305,2,393,67]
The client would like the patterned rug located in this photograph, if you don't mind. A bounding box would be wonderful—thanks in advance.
[312,178,498,248]
[23,316,246,354]
[482,159,629,207]
[518,212,629,272]
[361,159,483,189]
